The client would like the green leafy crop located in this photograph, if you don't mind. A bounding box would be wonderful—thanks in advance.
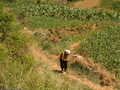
[78,26,120,76]
[5,1,120,21]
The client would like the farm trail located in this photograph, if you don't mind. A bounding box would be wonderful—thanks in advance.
[30,42,113,90]
[73,0,100,8]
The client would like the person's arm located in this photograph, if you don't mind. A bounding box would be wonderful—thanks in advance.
[60,53,69,61]
[60,53,64,60]
[63,59,69,62]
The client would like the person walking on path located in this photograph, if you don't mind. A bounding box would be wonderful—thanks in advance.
[60,50,70,73]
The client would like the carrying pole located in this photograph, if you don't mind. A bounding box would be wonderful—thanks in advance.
[59,39,64,51]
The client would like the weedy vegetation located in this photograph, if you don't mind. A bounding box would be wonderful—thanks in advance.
[0,3,57,89]
[77,26,120,79]
[1,0,120,89]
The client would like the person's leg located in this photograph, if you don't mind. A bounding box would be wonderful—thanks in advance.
[60,59,63,71]
[64,61,67,71]
[63,61,65,71]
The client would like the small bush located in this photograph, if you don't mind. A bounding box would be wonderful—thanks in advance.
[3,0,18,3]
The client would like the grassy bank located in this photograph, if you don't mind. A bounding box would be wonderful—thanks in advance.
[1,0,120,89]
[0,4,56,89]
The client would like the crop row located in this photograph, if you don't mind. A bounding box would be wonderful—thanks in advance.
[111,1,120,10]
[5,1,120,21]
[78,26,120,74]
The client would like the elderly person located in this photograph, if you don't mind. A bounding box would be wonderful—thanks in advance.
[60,50,70,72]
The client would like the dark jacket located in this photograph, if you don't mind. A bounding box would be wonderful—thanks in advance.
[60,52,69,62]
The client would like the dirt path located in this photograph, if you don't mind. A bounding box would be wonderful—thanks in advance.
[73,0,100,8]
[22,28,113,90]
[30,45,113,90]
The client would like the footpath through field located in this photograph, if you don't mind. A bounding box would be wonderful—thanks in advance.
[73,0,100,8]
[30,42,113,90]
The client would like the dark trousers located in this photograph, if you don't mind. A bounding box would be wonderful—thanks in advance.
[60,59,67,71]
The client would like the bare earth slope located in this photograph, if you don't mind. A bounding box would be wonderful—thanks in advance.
[73,0,100,8]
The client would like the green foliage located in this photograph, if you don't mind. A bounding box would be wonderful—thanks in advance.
[77,26,120,77]
[22,70,56,90]
[1,0,20,3]
[99,0,117,7]
[110,1,120,12]
[0,41,35,88]
[1,1,120,89]
[0,4,37,89]
[0,3,33,64]
[25,16,80,29]
[41,38,69,55]
[0,44,9,62]
[71,63,92,76]
[0,8,15,42]
[5,1,120,21]
[70,62,100,84]
[0,61,23,89]
[0,60,56,89]
[0,3,3,12]
[0,29,35,70]
[0,5,56,89]
[112,1,120,9]
[5,33,27,58]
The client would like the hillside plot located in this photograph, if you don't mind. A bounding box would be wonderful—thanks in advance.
[73,0,100,8]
